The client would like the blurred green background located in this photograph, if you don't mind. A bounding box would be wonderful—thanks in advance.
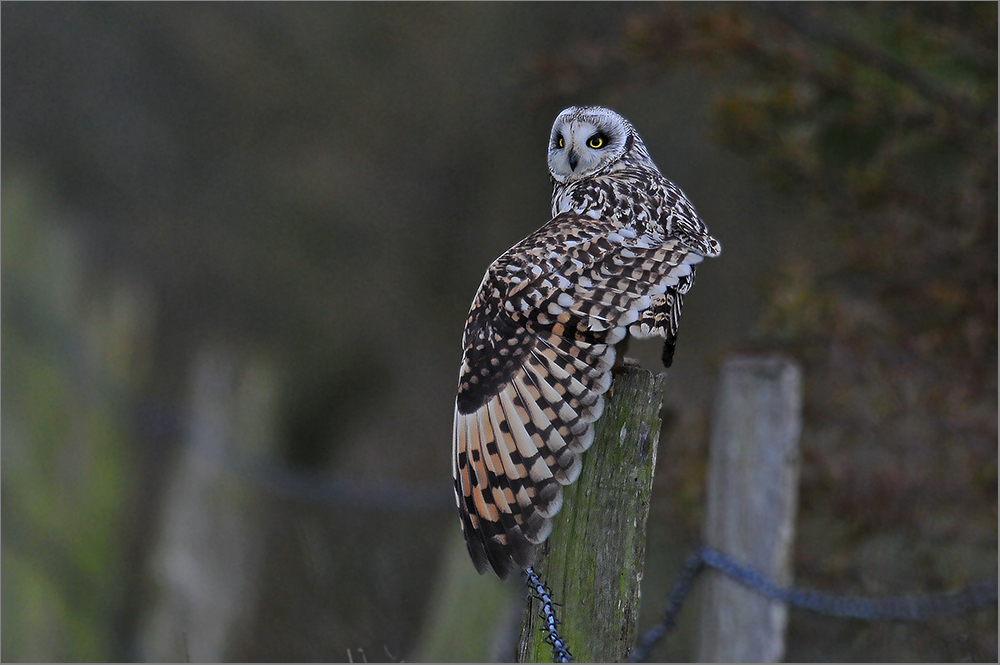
[2,3,996,662]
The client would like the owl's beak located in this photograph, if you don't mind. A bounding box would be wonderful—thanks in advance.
[568,149,579,171]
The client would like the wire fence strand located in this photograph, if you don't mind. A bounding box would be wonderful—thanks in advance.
[523,567,573,663]
[630,546,999,662]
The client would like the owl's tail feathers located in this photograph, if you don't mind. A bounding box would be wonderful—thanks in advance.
[661,331,677,368]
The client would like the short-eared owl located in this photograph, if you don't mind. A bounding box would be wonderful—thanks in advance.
[453,106,720,578]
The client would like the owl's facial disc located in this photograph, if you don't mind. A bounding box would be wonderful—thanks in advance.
[547,107,630,182]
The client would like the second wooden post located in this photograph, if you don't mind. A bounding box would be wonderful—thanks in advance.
[696,355,803,663]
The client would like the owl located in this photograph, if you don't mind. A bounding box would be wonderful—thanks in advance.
[453,106,720,579]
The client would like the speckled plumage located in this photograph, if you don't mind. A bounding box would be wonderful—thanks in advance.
[453,106,720,578]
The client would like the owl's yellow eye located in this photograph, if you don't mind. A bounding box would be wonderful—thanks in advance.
[557,136,565,149]
[588,135,605,149]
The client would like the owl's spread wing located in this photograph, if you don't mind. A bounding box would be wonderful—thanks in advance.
[452,212,707,578]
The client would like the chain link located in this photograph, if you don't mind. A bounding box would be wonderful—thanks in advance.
[631,546,999,662]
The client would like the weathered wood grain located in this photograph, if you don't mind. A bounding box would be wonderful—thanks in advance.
[518,364,665,663]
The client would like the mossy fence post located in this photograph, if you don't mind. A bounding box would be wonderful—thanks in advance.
[518,364,665,663]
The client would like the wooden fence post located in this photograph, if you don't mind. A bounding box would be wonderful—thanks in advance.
[518,365,664,663]
[138,348,279,662]
[696,355,803,663]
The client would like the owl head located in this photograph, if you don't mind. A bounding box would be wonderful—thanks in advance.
[547,106,653,184]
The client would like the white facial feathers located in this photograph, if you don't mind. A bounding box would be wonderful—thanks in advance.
[547,106,633,183]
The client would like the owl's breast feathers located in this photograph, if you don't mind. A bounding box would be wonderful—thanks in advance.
[453,210,716,577]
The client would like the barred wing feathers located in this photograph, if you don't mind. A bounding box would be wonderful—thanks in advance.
[453,212,707,578]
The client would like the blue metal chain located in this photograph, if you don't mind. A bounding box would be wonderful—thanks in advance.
[627,549,706,662]
[523,567,573,663]
[630,545,999,662]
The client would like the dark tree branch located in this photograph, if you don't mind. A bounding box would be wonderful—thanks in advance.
[759,2,981,121]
